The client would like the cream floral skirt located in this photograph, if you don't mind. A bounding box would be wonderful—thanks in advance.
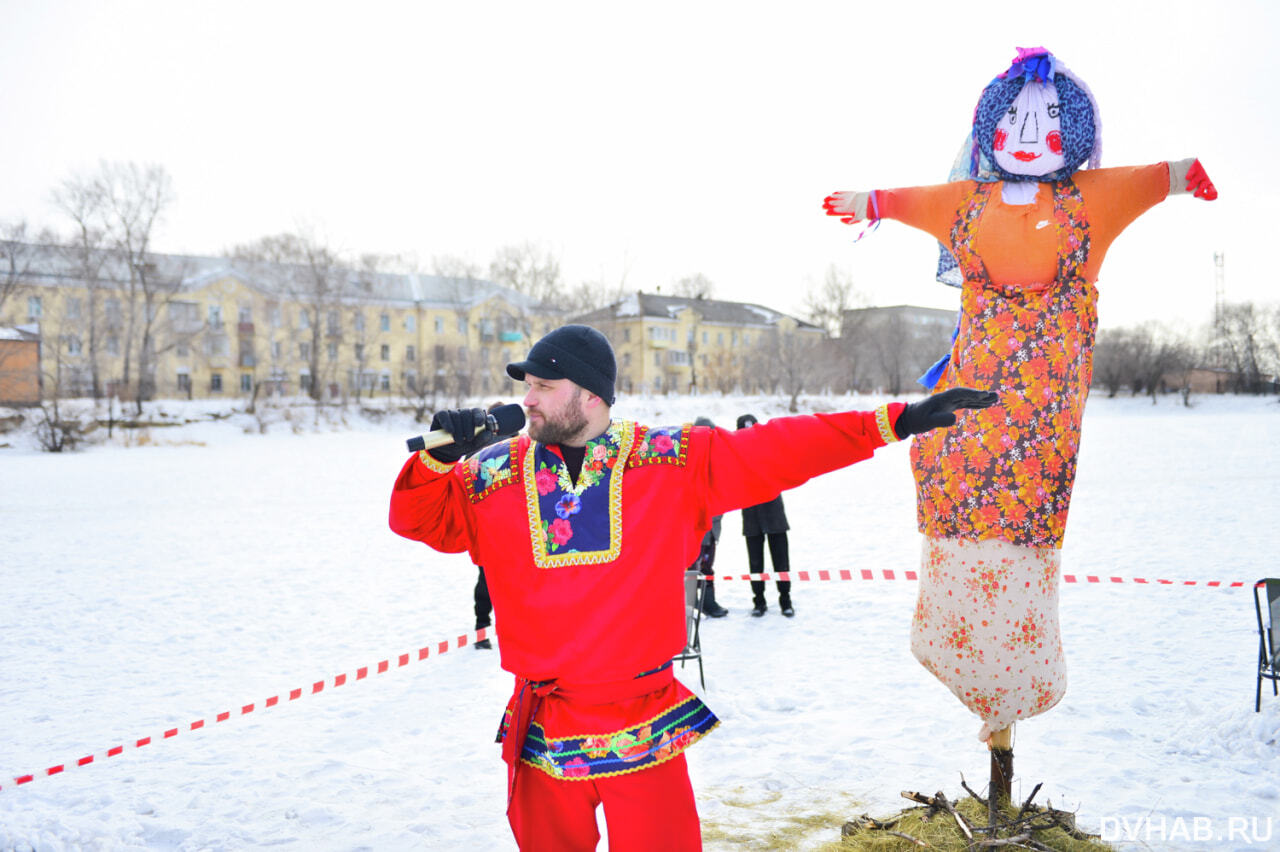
[910,536,1067,742]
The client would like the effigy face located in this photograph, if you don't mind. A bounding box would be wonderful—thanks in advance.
[991,80,1065,178]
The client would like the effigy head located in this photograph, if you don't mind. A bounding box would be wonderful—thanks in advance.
[971,47,1100,182]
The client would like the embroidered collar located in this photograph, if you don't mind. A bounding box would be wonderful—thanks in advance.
[523,421,636,568]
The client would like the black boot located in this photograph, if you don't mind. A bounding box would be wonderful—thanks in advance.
[701,582,729,618]
[779,594,795,618]
[750,597,767,617]
[474,623,492,649]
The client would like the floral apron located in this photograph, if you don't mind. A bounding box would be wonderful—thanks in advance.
[908,180,1093,739]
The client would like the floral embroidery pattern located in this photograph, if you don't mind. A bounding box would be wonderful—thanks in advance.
[627,425,689,468]
[507,696,718,781]
[462,439,520,503]
[910,179,1095,549]
[524,421,636,568]
[911,537,1065,741]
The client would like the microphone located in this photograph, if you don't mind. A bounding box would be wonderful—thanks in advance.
[406,404,526,453]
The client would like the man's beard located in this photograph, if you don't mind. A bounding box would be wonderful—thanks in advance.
[529,393,589,445]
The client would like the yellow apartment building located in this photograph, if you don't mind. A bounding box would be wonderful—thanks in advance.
[0,245,557,405]
[573,292,826,395]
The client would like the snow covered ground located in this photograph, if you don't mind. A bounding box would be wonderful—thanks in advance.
[1,392,1278,851]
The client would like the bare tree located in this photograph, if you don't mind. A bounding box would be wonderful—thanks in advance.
[52,162,181,413]
[1216,302,1279,394]
[232,231,348,406]
[671,273,714,300]
[50,180,112,400]
[1093,328,1145,397]
[431,255,489,406]
[803,265,864,337]
[489,242,564,306]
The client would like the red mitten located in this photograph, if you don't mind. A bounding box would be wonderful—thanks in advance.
[1185,159,1218,200]
[822,191,873,224]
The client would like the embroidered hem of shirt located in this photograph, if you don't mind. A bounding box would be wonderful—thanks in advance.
[512,695,720,781]
[875,404,900,444]
[523,421,636,569]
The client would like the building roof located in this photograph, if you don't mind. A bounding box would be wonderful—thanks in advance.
[0,323,39,341]
[575,291,821,332]
[5,243,536,311]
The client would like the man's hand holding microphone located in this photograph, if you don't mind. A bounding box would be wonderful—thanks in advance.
[407,404,526,463]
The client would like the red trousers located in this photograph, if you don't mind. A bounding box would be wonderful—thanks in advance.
[507,753,701,851]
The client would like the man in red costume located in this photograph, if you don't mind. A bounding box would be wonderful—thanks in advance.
[389,324,995,850]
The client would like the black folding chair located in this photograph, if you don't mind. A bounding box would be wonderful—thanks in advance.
[674,569,705,689]
[1255,578,1280,712]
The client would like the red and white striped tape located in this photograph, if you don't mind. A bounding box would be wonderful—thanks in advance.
[715,570,1247,587]
[1,626,492,792]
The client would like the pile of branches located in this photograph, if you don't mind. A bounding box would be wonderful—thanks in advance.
[839,782,1109,851]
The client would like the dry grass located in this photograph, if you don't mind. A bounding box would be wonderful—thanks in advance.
[825,794,1113,851]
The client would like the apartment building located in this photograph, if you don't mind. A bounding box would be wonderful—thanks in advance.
[0,245,557,404]
[574,292,825,394]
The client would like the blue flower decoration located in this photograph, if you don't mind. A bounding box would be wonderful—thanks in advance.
[555,493,582,519]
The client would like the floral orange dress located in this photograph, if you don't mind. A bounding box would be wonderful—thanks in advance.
[875,163,1175,739]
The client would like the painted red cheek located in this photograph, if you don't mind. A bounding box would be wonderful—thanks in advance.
[994,129,1007,152]
[1046,130,1063,155]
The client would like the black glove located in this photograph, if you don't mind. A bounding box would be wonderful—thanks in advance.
[894,387,999,440]
[427,408,498,463]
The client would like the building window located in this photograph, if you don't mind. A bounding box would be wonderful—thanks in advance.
[327,342,338,360]
[299,372,312,392]
[354,343,364,361]
[623,328,631,342]
[717,333,724,345]
[353,311,365,332]
[66,297,82,320]
[299,310,310,329]
[240,374,252,392]
[177,373,191,393]
[65,335,82,355]
[106,335,120,356]
[380,313,391,332]
[406,345,416,362]
[327,311,340,335]
[105,298,122,326]
[238,306,252,324]
[299,342,311,360]
[380,344,390,361]
[435,316,444,333]
[210,373,223,392]
[622,352,631,367]
[405,315,416,332]
[271,341,282,360]
[177,343,189,358]
[380,373,391,391]
[208,304,222,329]
[732,332,738,346]
[654,352,661,367]
[702,331,708,344]
[27,296,42,319]
[268,304,282,327]
[457,317,467,335]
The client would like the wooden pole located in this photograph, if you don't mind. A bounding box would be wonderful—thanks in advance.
[989,725,1014,804]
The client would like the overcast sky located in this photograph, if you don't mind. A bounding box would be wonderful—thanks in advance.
[2,1,1274,331]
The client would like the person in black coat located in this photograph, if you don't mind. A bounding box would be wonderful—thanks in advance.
[690,416,729,617]
[736,413,794,617]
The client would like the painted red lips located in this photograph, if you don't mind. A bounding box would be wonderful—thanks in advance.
[1012,151,1041,162]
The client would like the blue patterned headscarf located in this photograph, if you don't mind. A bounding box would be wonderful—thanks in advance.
[969,47,1102,183]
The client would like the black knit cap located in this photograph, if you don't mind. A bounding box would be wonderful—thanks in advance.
[506,324,617,405]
